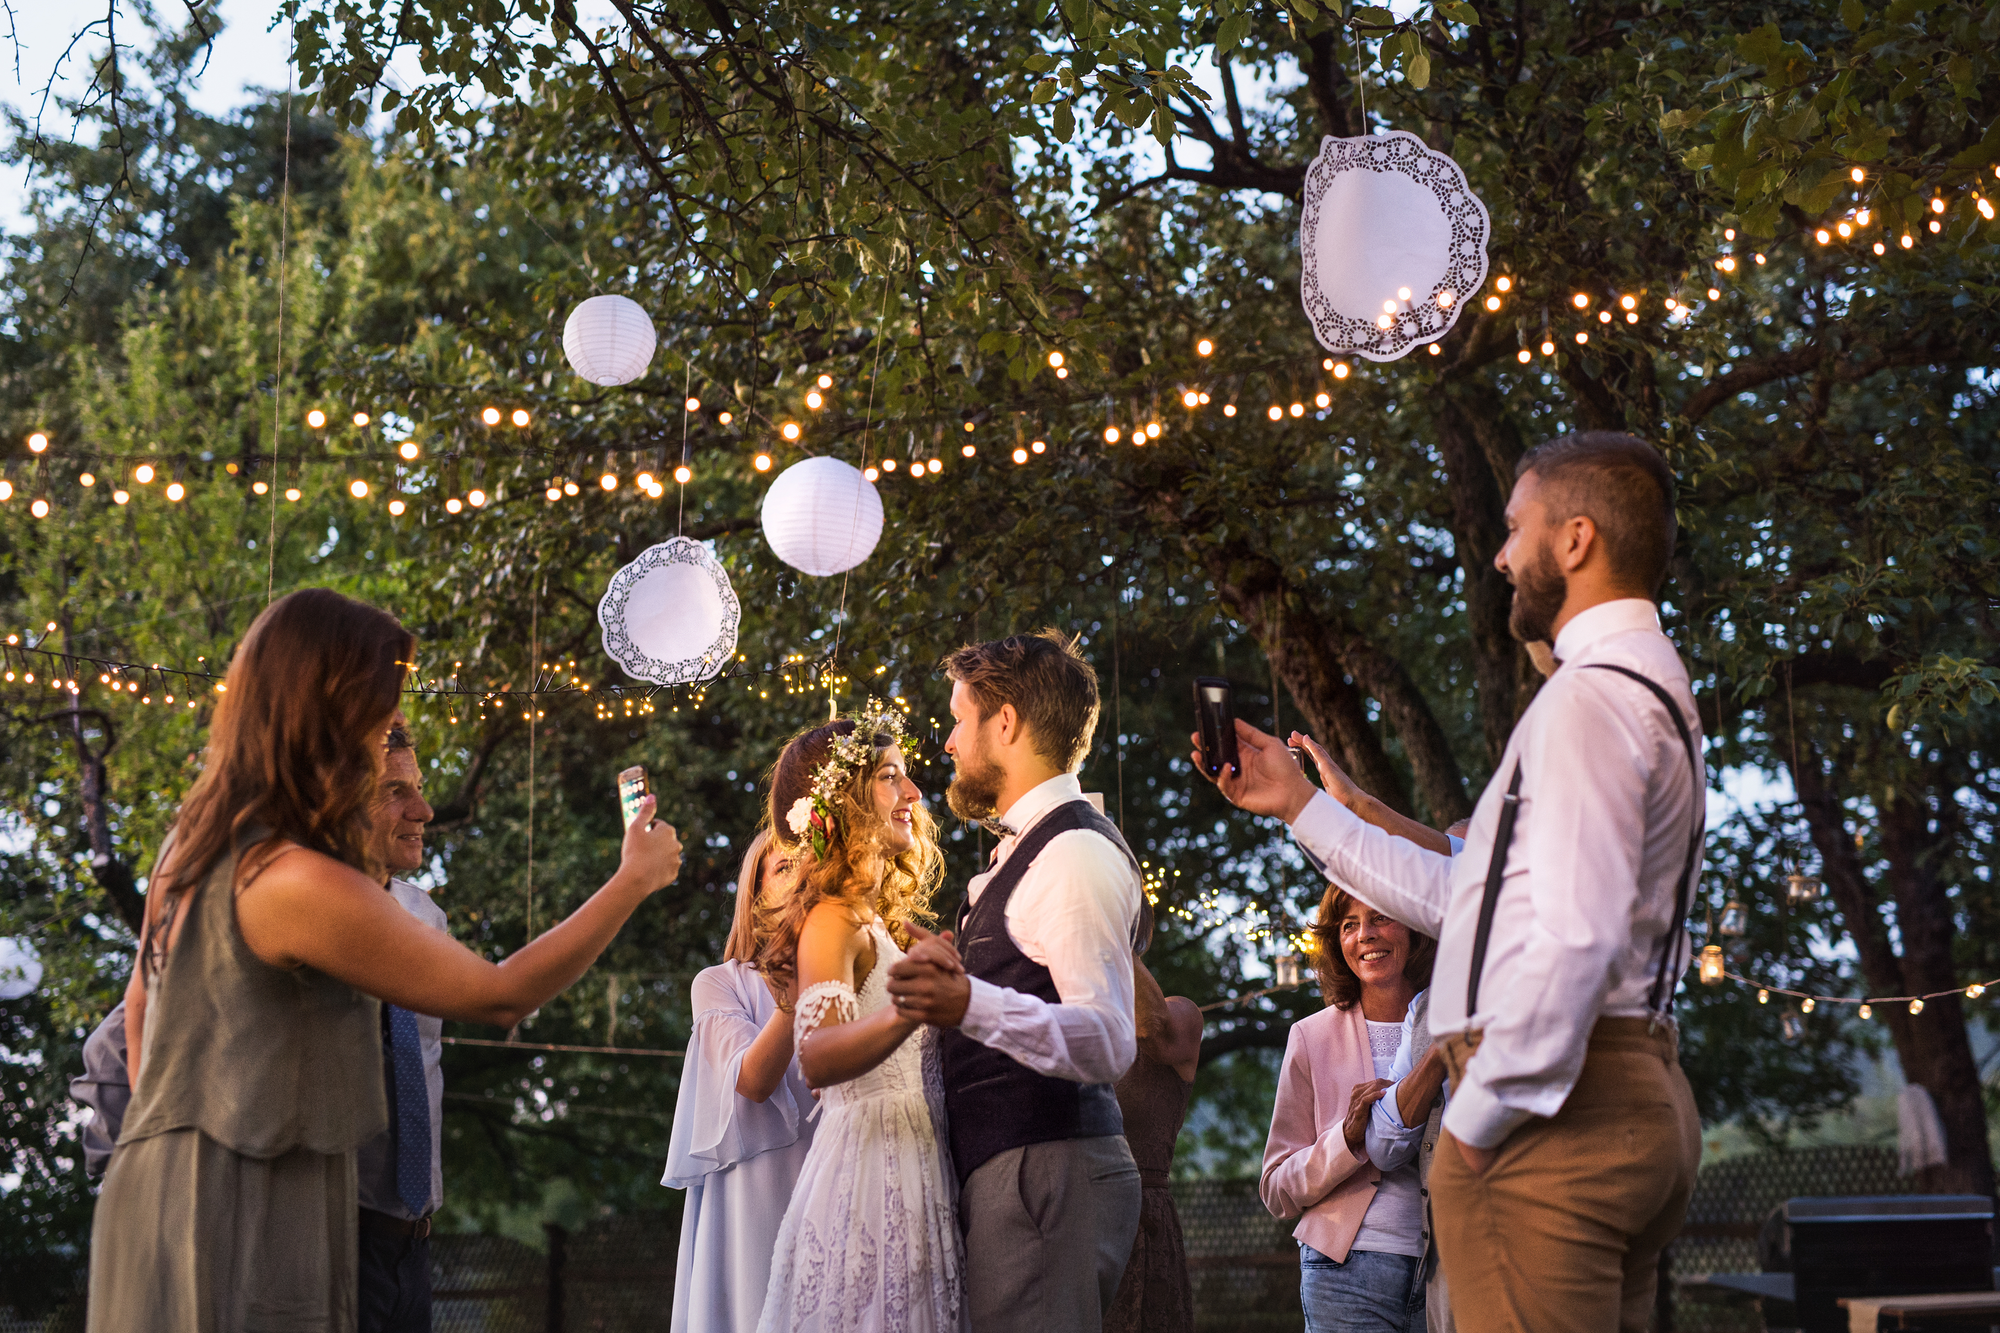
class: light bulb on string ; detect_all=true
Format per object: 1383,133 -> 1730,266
1012,447 -> 1028,464
1909,998 -> 1924,1016
960,443 -> 975,458
564,480 -> 579,496
1104,426 -> 1121,443
353,412 -> 370,428
79,472 -> 95,487
1901,234 -> 1914,248
1333,363 -> 1350,380
1706,287 -> 1721,300
781,422 -> 801,441
718,411 -> 734,426
512,409 -> 531,427
166,481 -> 186,502
114,489 -> 131,504
1267,406 -> 1283,422
388,499 -> 406,516
1196,339 -> 1213,357
134,464 -> 155,484
27,432 -> 48,452
1858,1002 -> 1872,1020
1047,351 -> 1065,369
673,465 -> 692,484
1517,349 -> 1532,364
1315,392 -> 1331,408
600,472 -> 618,491
805,390 -> 824,410
1571,293 -> 1590,309
306,410 -> 326,429
1540,340 -> 1555,356
1801,997 -> 1816,1013
1223,404 -> 1237,416
816,374 -> 832,390
467,489 -> 486,507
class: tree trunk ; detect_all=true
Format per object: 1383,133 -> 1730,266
1431,384 -> 1538,766
1793,741 -> 1995,1197
62,623 -> 145,935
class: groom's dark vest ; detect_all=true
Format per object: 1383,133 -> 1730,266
940,800 -> 1136,1185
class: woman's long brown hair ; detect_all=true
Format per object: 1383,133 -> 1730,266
751,721 -> 941,986
143,588 -> 413,975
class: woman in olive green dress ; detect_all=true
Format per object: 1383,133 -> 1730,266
89,588 -> 685,1332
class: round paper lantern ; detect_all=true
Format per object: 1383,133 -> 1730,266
1299,131 -> 1490,362
563,295 -> 657,387
761,456 -> 883,577
598,537 -> 740,685
0,937 -> 42,1000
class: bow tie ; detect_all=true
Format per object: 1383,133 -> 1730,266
979,818 -> 1017,840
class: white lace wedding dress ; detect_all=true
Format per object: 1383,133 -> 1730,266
756,919 -> 964,1333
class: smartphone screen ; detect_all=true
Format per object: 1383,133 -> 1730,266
1193,677 -> 1240,778
617,766 -> 650,829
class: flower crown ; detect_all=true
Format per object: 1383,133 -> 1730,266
784,699 -> 909,860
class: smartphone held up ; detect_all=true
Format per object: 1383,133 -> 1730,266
1193,677 -> 1241,779
617,766 -> 651,829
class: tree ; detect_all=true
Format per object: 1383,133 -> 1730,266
3,0 -> 1996,1307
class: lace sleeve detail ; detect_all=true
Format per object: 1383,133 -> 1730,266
794,980 -> 858,1046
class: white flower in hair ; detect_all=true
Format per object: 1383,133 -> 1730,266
786,796 -> 815,837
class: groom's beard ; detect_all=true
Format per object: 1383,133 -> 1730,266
1507,541 -> 1567,646
945,749 -> 1008,822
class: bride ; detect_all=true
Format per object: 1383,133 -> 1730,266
752,703 -> 964,1333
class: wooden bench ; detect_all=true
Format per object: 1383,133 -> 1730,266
1837,1291 -> 2000,1332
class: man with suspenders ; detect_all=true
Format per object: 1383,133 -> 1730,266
886,630 -> 1145,1333
1205,432 -> 1705,1332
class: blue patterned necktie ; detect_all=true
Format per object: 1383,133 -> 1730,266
387,1004 -> 431,1216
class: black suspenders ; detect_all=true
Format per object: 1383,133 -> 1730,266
1465,663 -> 1705,1023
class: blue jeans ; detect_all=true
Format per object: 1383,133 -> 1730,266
1299,1244 -> 1425,1333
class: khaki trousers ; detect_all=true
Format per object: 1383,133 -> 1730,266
1430,1018 -> 1700,1333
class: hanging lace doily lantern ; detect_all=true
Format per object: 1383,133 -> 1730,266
760,456 -> 884,577
1299,131 -> 1490,362
597,537 -> 740,685
563,295 -> 657,387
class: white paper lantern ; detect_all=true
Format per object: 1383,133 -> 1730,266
598,537 -> 740,685
761,456 -> 884,577
1299,131 -> 1490,362
563,295 -> 657,387
0,937 -> 42,1000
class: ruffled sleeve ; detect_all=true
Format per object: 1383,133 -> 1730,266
661,962 -> 809,1188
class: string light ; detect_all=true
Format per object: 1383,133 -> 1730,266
349,480 -> 369,499
353,412 -> 370,427
481,407 -> 501,426
306,410 -> 326,429
781,422 -> 801,441
78,473 -> 95,487
114,489 -> 131,504
467,489 -> 486,507
30,498 -> 49,518
600,472 -> 618,491
1048,351 -> 1065,368
134,464 -> 155,485
881,458 -> 897,472
1495,276 -> 1512,292
805,390 -> 824,409
1333,363 -> 1350,379
816,374 -> 833,389
1850,166 -> 1864,183
388,499 -> 406,516
1104,426 -> 1121,443
166,482 -> 186,502
1266,406 -> 1282,422
754,453 -> 774,471
27,432 -> 48,452
447,497 -> 465,513
1540,340 -> 1555,356
685,396 -> 701,412
399,442 -> 420,460
1182,390 -> 1200,407
1196,339 -> 1213,357
961,443 -> 975,457
1571,293 -> 1590,309
1315,392 -> 1331,408
1030,440 -> 1045,454
1223,404 -> 1237,416
1012,447 -> 1028,464
512,409 -> 531,427
673,465 -> 693,484
1484,295 -> 1502,311
863,466 -> 879,481
1516,349 -> 1532,364
718,411 -> 734,426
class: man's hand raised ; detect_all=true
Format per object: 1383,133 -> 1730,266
885,923 -> 970,1027
1190,719 -> 1319,825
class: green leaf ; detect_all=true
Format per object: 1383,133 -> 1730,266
1052,102 -> 1076,142
1436,1 -> 1480,24
1353,5 -> 1396,29
1031,78 -> 1059,104
1408,48 -> 1431,89
1216,12 -> 1252,54
1839,0 -> 1864,29
1152,106 -> 1175,147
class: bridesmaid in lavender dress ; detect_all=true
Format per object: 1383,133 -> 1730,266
665,830 -> 816,1333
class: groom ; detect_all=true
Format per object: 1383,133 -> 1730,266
887,629 -> 1145,1333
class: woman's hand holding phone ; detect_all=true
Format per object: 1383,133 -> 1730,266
616,796 -> 683,892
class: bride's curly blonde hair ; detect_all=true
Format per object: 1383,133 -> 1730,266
751,720 -> 942,986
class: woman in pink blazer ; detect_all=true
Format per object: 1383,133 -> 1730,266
1261,881 -> 1437,1333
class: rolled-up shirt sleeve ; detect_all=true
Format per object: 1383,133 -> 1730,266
957,830 -> 1138,1084
1440,676 -> 1655,1150
1364,1005 -> 1425,1171
1290,791 -> 1453,938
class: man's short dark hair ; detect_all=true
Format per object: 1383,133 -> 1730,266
941,629 -> 1100,773
1515,431 -> 1678,593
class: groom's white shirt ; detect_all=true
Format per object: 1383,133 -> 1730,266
957,773 -> 1142,1085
